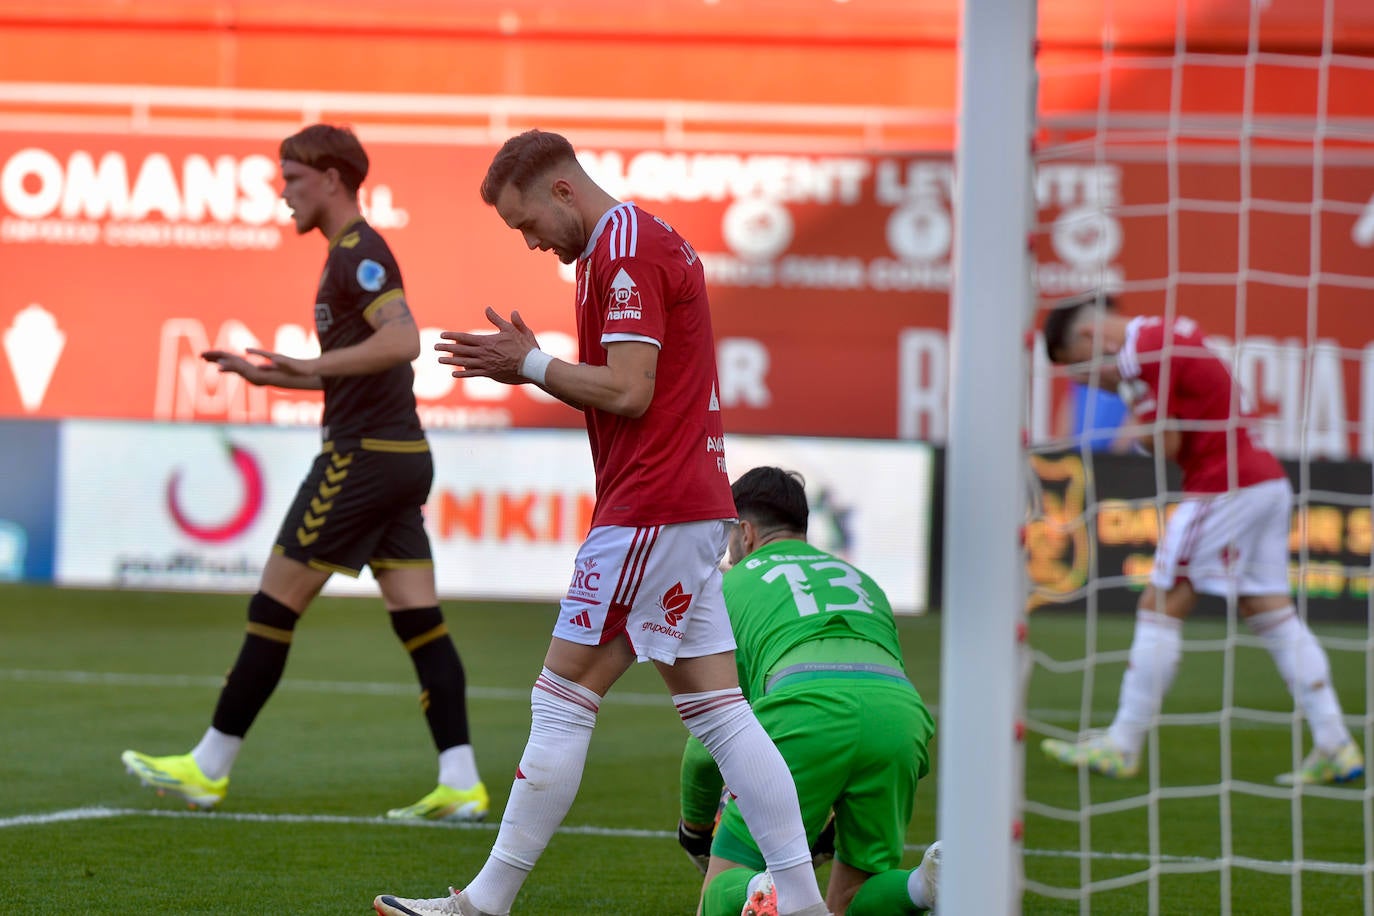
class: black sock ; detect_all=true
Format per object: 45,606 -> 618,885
211,591 -> 298,737
390,605 -> 472,750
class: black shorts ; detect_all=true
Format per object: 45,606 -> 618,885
272,438 -> 434,577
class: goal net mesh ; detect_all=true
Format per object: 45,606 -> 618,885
1023,0 -> 1373,912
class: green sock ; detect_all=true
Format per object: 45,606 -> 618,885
846,867 -> 921,916
703,867 -> 755,916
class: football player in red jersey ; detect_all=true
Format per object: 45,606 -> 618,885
373,131 -> 828,916
1039,294 -> 1362,787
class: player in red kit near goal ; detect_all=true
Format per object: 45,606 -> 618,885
373,130 -> 828,916
1039,294 -> 1363,787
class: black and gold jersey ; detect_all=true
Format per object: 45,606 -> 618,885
314,218 -> 423,442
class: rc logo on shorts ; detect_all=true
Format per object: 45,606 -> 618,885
660,581 -> 693,627
606,267 -> 642,321
356,258 -> 387,292
566,557 -> 602,607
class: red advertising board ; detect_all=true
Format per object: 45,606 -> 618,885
2,130 -> 1373,454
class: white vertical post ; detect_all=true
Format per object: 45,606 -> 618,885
937,0 -> 1036,913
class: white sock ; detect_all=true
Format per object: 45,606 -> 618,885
674,688 -> 823,914
190,726 -> 242,781
465,669 -> 599,915
438,744 -> 480,790
1108,611 -> 1182,757
1247,606 -> 1352,752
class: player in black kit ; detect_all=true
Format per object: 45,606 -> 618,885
121,124 -> 488,822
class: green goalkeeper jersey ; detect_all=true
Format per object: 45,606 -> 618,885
723,538 -> 907,702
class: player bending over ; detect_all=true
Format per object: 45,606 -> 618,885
1039,294 -> 1363,786
678,467 -> 939,916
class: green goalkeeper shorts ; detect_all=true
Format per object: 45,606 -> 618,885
710,675 -> 935,875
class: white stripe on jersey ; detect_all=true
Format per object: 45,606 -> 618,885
608,204 -> 638,260
1117,316 -> 1144,380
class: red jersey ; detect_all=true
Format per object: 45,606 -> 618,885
574,202 -> 735,528
1117,315 -> 1286,493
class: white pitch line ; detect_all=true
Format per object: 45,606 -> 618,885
2,807 -> 1365,876
0,805 -> 966,859
0,806 -> 667,836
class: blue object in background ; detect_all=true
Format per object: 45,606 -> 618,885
1070,382 -> 1129,452
0,419 -> 58,582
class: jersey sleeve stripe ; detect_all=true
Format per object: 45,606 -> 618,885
361,287 -> 405,322
1117,318 -> 1143,379
601,332 -> 661,348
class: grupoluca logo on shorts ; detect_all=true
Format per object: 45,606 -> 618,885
660,581 -> 693,626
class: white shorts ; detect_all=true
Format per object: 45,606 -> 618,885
555,519 -> 737,665
1151,477 -> 1292,597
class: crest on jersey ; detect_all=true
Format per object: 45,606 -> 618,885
606,267 -> 642,321
356,259 -> 387,292
315,302 -> 333,332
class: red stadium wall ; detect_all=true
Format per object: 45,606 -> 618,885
1,1 -> 1373,455
4,1 -> 1373,116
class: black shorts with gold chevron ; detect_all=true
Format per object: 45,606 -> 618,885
271,437 -> 434,577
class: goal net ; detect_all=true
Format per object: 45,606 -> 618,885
1023,1 -> 1373,913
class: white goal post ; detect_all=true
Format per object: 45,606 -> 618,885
937,0 -> 1037,913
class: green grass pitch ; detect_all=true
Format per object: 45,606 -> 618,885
0,583 -> 1365,913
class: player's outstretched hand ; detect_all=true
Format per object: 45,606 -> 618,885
201,349 -> 269,384
436,306 -> 541,384
244,348 -> 315,377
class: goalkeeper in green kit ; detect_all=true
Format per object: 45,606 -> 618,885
678,467 -> 941,916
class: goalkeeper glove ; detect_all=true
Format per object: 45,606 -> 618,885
677,819 -> 713,875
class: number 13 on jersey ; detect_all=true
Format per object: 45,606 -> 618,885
761,558 -> 877,616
